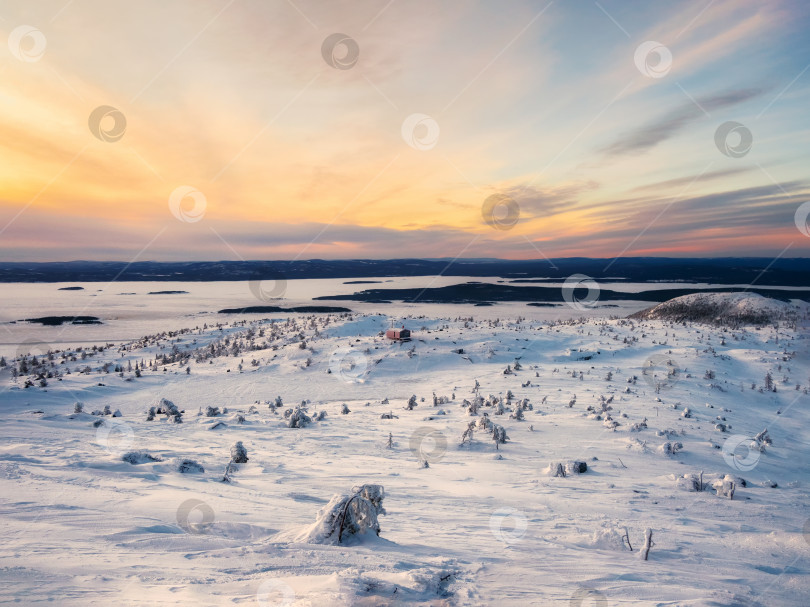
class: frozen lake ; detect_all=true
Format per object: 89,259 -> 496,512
1,277 -> 807,359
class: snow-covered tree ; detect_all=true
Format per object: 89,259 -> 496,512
230,441 -> 249,463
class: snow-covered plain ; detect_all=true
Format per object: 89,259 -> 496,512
1,293 -> 809,606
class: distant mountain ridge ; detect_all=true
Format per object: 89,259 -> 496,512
0,258 -> 807,285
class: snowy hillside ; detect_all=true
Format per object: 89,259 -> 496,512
1,311 -> 809,605
630,292 -> 807,326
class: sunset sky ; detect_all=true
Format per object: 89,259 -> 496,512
1,0 -> 809,261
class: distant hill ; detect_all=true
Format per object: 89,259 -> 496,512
0,258 -> 808,285
629,292 -> 806,326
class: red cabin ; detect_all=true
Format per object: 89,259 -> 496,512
385,326 -> 411,340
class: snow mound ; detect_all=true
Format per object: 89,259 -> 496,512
630,292 -> 802,326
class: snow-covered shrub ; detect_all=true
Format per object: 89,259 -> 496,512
380,411 -> 398,419
103,405 -> 111,416
753,428 -> 772,452
629,418 -> 648,432
122,451 -> 162,464
206,406 -> 220,417
315,410 -> 326,421
658,441 -> 683,456
510,406 -> 524,421
476,413 -> 492,431
156,398 -> 178,416
235,414 -> 246,424
588,526 -> 631,551
675,473 -> 705,492
112,409 -> 122,417
230,441 -> 249,463
460,421 -> 476,445
341,404 -> 350,414
177,459 -> 205,473
295,484 -> 386,545
73,402 -> 84,414
406,395 -> 418,410
603,416 -> 619,430
566,460 -> 588,474
491,424 -> 508,445
712,476 -> 736,499
288,406 -> 312,428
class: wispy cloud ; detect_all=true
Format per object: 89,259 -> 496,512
600,88 -> 764,157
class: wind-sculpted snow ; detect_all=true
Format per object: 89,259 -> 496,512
0,310 -> 808,605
